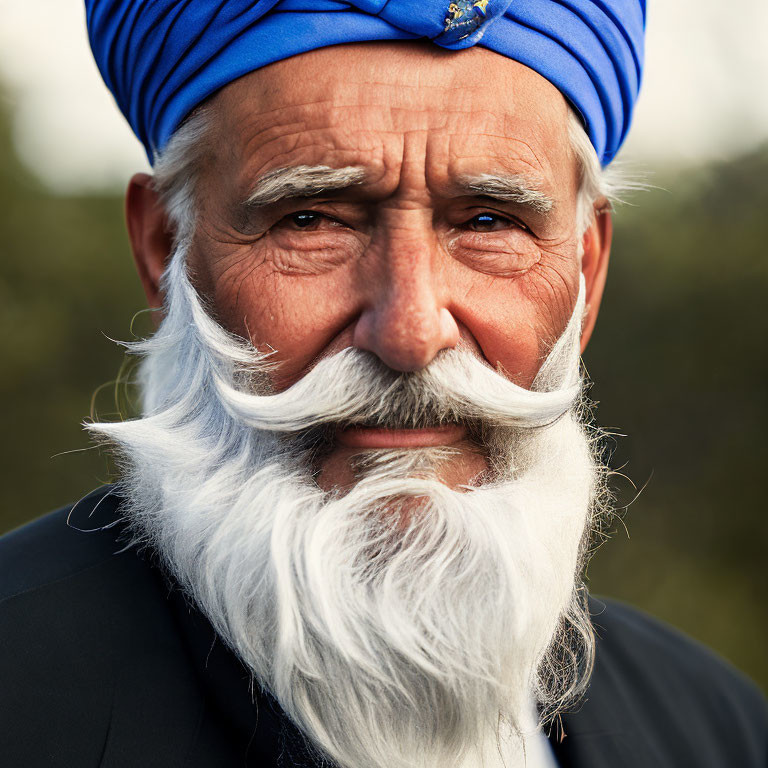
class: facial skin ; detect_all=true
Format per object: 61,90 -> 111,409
127,41 -> 611,491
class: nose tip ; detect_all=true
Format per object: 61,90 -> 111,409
353,305 -> 460,372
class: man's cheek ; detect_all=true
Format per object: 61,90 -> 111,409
440,263 -> 576,387
218,269 -> 362,380
518,246 -> 581,333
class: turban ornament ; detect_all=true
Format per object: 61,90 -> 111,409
85,0 -> 646,166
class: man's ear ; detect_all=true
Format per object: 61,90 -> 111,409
580,202 -> 612,353
125,172 -> 174,312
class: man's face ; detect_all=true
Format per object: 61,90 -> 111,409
114,43 -> 611,768
147,42 -> 605,491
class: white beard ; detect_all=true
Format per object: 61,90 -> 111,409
90,241 -> 604,768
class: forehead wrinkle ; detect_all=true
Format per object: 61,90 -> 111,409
443,132 -> 549,176
236,99 -> 503,154
221,101 -> 385,166
438,135 -> 557,202
223,103 -> 563,209
249,84 -> 474,118
226,96 -> 544,178
234,125 -> 388,198
242,133 -> 384,174
240,119 -> 312,157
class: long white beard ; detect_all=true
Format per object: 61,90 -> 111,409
89,241 -> 603,768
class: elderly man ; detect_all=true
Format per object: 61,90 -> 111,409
1,1 -> 765,766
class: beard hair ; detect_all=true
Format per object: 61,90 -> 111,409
89,239 -> 608,768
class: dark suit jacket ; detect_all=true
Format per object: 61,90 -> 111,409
1,486 -> 765,767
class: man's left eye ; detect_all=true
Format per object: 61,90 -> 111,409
465,213 -> 518,232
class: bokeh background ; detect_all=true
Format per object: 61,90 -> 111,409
1,2 -> 766,692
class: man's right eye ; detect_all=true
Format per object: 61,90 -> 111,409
279,210 -> 350,232
289,211 -> 322,228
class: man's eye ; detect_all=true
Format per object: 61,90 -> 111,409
465,213 -> 518,232
289,211 -> 323,229
281,210 -> 349,232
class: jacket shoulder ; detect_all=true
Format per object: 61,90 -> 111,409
0,487 -> 138,767
0,485 -> 126,602
580,597 -> 767,766
592,596 -> 765,705
0,487 -> 206,767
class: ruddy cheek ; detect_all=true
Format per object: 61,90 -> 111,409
445,271 -> 552,388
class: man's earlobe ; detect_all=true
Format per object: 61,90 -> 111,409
579,203 -> 613,353
125,172 -> 174,312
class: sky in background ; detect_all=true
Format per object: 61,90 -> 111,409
1,0 -> 767,193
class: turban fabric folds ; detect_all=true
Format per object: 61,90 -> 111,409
85,0 -> 645,165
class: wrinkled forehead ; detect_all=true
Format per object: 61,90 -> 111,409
204,42 -> 577,197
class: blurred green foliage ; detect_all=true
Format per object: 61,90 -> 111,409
0,98 -> 765,692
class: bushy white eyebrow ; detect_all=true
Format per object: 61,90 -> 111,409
456,173 -> 554,213
244,165 -> 367,207
244,165 -> 553,215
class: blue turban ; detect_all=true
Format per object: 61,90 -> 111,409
85,0 -> 645,166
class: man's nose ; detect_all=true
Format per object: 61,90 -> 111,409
352,226 -> 460,372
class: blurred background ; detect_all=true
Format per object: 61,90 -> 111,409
0,1 -> 766,692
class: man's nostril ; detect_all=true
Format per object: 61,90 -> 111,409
352,301 -> 460,373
